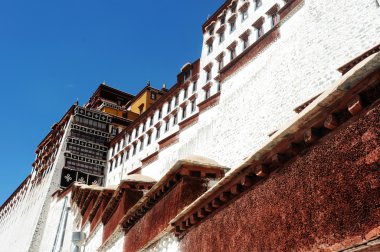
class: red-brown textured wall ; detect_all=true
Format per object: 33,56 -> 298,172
123,177 -> 208,252
82,200 -> 94,227
91,199 -> 109,233
103,190 -> 143,243
180,103 -> 380,251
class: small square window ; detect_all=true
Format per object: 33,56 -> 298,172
156,127 -> 161,139
192,81 -> 197,93
242,11 -> 248,21
184,88 -> 188,99
182,107 -> 187,119
151,92 -> 157,100
254,0 -> 262,9
230,21 -> 236,33
173,114 -> 178,125
191,99 -> 197,113
219,32 -> 225,44
205,88 -> 211,100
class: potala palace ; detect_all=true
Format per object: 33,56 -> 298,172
1,0 -> 380,251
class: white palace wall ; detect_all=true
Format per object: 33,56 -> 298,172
134,0 -> 380,182
0,0 -> 379,251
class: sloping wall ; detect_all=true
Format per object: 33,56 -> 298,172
179,99 -> 380,251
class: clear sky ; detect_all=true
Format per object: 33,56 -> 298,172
0,0 -> 225,205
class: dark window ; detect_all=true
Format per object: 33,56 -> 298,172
183,69 -> 192,82
140,139 -> 144,151
149,116 -> 154,126
173,113 -> 178,126
257,25 -> 264,38
231,3 -> 237,13
207,43 -> 213,54
254,0 -> 262,9
242,11 -> 248,21
220,16 -> 226,24
230,21 -> 236,33
271,13 -> 279,27
147,134 -> 152,145
184,88 -> 188,99
132,143 -> 137,156
205,88 -> 211,100
165,120 -> 170,132
182,107 -> 187,119
191,99 -> 197,113
175,95 -> 179,106
230,47 -> 236,60
243,37 -> 249,49
206,70 -> 212,82
209,27 -> 214,35
219,32 -> 225,43
193,81 -> 197,93
218,57 -> 224,71
156,126 -> 161,140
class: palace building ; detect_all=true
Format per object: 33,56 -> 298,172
1,0 -> 380,251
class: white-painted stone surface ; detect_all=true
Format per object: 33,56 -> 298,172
86,224 -> 104,252
143,234 -> 179,252
1,0 -> 379,251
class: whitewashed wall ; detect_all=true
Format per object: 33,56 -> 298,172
0,118 -> 72,252
127,0 -> 380,181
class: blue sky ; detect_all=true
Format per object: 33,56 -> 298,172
0,0 -> 225,205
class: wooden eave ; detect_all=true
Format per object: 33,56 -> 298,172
120,159 -> 228,232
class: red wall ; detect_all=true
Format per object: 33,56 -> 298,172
124,177 -> 208,252
81,200 -> 94,227
103,190 -> 143,243
180,103 -> 380,251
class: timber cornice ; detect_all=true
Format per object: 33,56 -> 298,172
120,159 -> 228,232
88,188 -> 115,223
171,52 -> 380,237
101,179 -> 155,225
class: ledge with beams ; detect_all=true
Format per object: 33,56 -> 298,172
171,51 -> 380,238
101,176 -> 156,244
114,157 -> 228,252
198,92 -> 221,113
179,113 -> 199,131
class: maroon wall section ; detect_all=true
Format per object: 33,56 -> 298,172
180,103 -> 380,251
82,201 -> 94,227
103,190 -> 143,243
91,199 -> 109,233
124,177 -> 208,252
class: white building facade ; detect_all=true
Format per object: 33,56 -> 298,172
0,0 -> 379,251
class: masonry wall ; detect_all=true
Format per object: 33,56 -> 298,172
0,118 -> 72,252
179,98 -> 380,251
138,0 -> 380,182
123,177 -> 208,252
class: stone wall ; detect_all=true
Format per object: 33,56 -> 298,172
179,97 -> 380,251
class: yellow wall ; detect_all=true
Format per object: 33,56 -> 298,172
102,107 -> 124,117
102,107 -> 140,121
130,90 -> 162,115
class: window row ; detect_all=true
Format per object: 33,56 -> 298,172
204,14 -> 280,84
110,83 -> 199,158
206,1 -> 281,56
73,116 -> 108,132
109,99 -> 198,164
